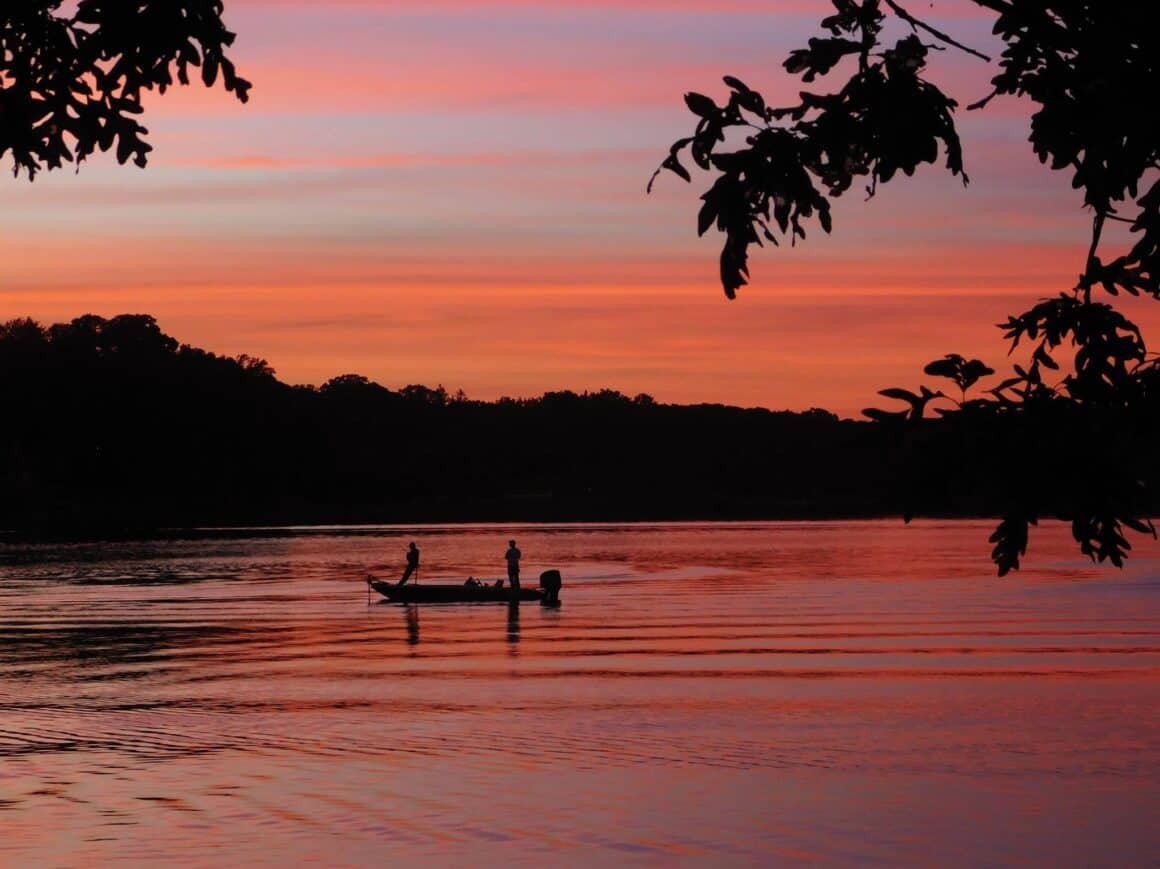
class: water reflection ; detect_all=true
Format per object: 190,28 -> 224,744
507,601 -> 521,652
0,622 -> 259,670
0,521 -> 1156,867
405,605 -> 420,647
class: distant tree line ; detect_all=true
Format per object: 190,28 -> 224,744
0,314 -> 910,535
11,313 -> 1147,539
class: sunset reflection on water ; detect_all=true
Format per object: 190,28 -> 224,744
0,521 -> 1158,865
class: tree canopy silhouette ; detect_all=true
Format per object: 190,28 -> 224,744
0,314 -> 899,534
1,1 -> 249,178
653,0 -> 1160,574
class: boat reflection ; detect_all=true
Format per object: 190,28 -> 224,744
396,601 -> 522,650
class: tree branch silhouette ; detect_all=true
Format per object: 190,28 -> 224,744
652,0 -> 1160,573
881,0 -> 991,61
1,1 -> 250,178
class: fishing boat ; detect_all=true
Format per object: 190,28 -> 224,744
367,576 -> 551,604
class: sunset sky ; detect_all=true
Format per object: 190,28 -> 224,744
3,0 -> 1146,417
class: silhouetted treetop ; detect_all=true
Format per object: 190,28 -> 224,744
52,313 -> 179,358
322,374 -> 376,393
400,384 -> 449,406
1,1 -> 250,178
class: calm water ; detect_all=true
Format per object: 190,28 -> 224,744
1,521 -> 1158,866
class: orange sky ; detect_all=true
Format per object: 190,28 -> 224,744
4,1 -> 1150,417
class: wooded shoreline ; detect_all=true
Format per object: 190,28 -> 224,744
1,313 -> 1092,536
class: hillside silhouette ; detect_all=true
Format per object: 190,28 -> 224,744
0,314 -> 923,535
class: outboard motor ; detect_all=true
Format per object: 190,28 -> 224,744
539,569 -> 563,606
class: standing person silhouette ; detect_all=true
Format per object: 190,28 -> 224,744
399,541 -> 420,585
505,539 -> 521,592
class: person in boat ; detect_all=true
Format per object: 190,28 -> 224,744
399,541 -> 420,585
505,539 -> 521,591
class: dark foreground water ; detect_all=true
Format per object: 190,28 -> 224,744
0,521 -> 1158,866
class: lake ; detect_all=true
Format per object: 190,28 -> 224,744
1,521 -> 1158,866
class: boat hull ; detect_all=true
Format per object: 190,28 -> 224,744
369,579 -> 543,603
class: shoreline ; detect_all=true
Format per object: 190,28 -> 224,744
0,514 -> 1032,545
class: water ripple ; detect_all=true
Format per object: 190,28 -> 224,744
0,521 -> 1157,865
